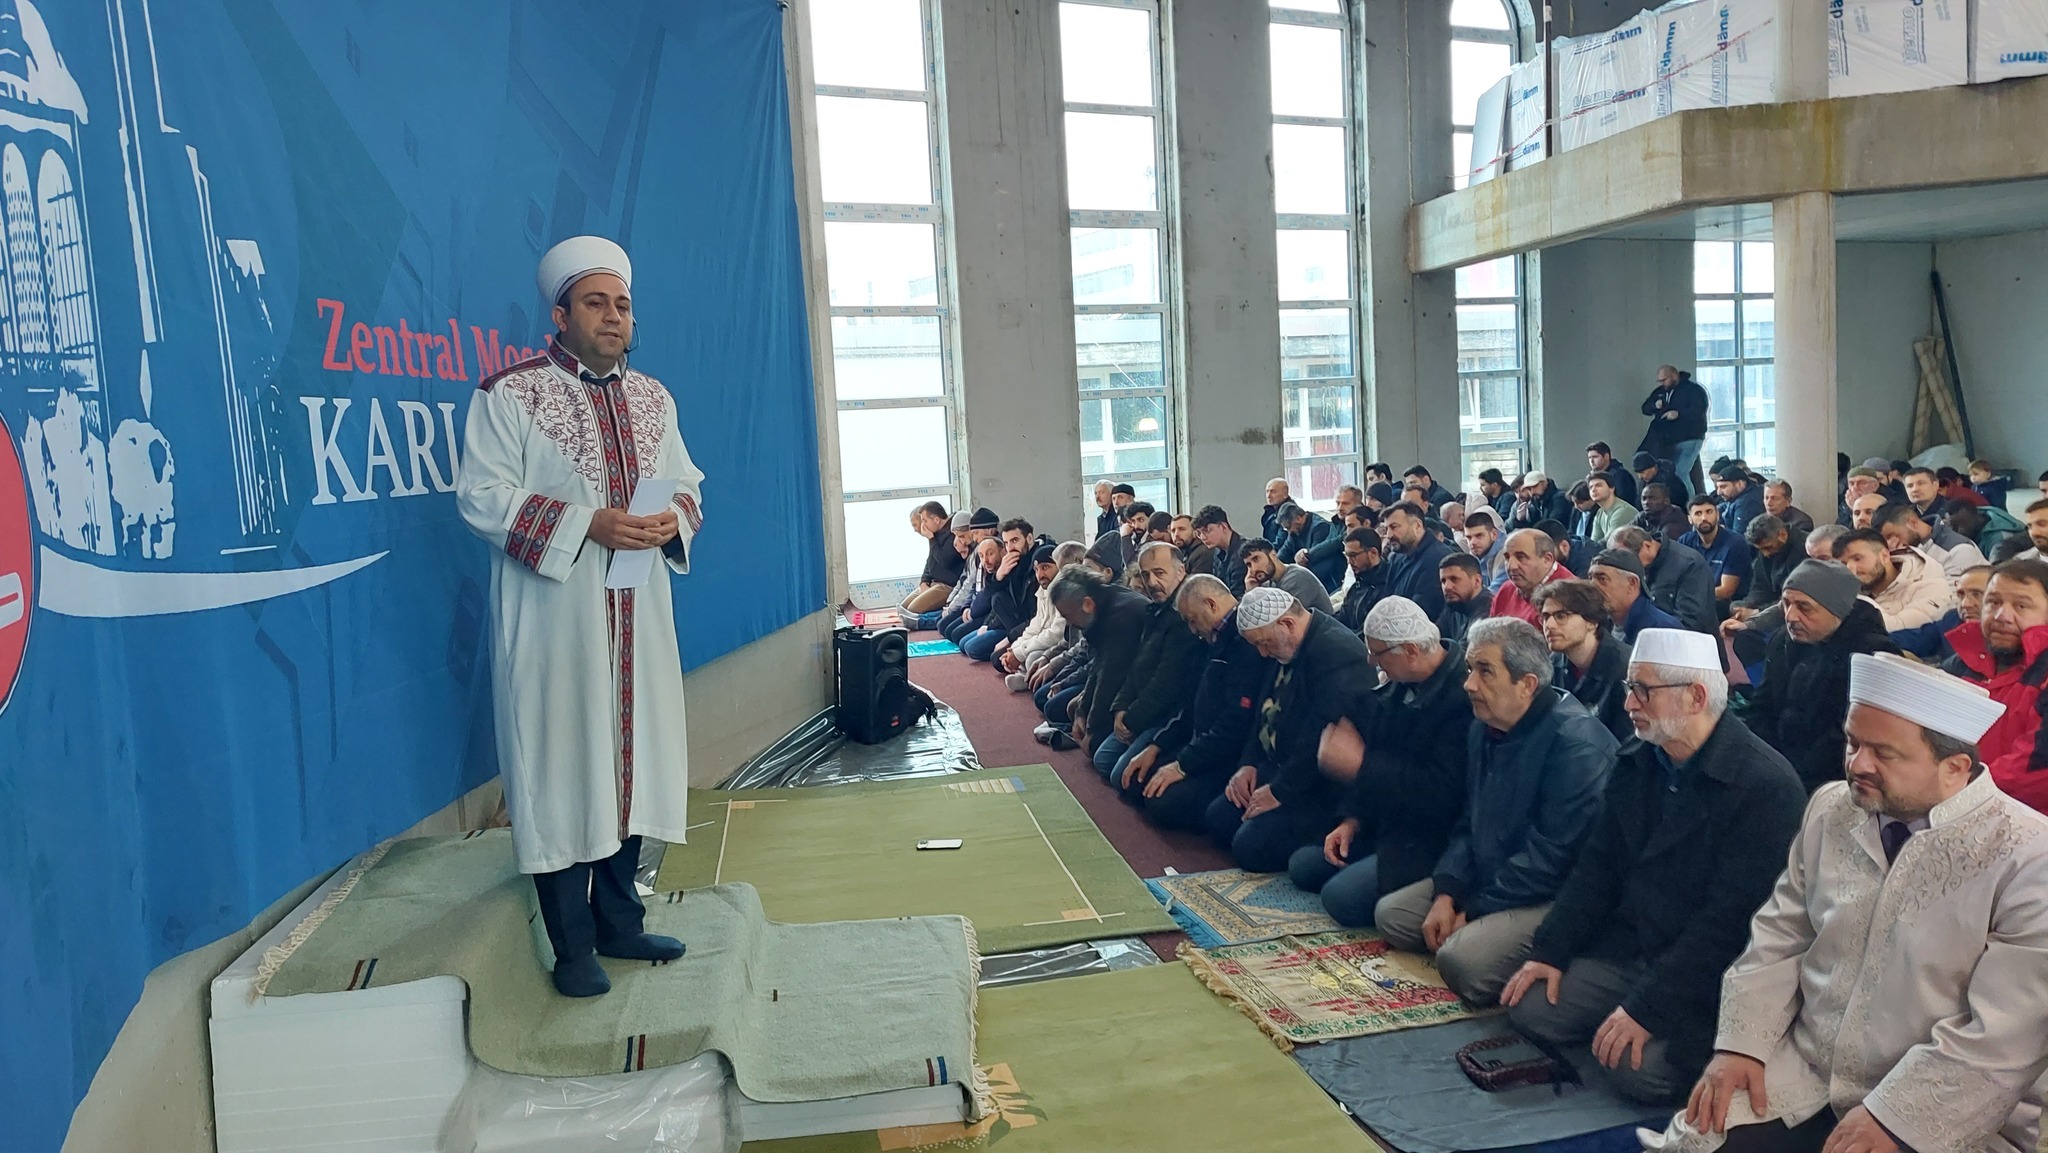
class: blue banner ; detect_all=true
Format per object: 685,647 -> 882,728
0,1 -> 821,1145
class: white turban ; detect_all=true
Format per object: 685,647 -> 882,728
538,236 -> 633,306
1848,652 -> 2006,746
1238,586 -> 1298,630
1363,596 -> 1437,648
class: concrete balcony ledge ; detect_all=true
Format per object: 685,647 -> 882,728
1410,75 -> 2048,272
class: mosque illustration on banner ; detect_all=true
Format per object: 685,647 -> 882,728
0,0 -> 382,626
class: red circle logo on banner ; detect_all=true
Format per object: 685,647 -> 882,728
0,414 -> 32,714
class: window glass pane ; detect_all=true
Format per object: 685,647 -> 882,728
839,406 -> 951,492
1284,385 -> 1358,458
831,316 -> 943,400
823,221 -> 937,306
1702,429 -> 1738,463
1451,40 -> 1512,126
1273,124 -> 1348,215
1079,395 -> 1168,473
1452,130 -> 1474,190
1698,364 -> 1737,421
1741,298 -> 1774,360
1695,298 -> 1735,361
1461,445 -> 1523,495
809,0 -> 925,90
815,96 -> 932,204
1451,0 -> 1512,30
1059,2 -> 1155,107
1276,229 -> 1350,302
1741,363 -> 1776,425
843,496 -> 938,584
1284,458 -> 1359,512
1459,375 -> 1523,443
1076,312 -> 1164,393
1455,256 -> 1517,299
1270,0 -> 1342,12
1064,112 -> 1159,211
1740,242 -> 1775,294
1270,24 -> 1344,118
1280,308 -> 1353,380
1694,241 -> 1735,294
1071,228 -> 1161,305
1742,426 -> 1777,471
1457,303 -> 1519,370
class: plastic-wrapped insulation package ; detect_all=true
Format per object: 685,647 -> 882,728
1972,0 -> 2048,81
1505,56 -> 1548,170
1648,0 -> 1778,114
717,702 -> 981,790
441,1054 -> 739,1153
1829,0 -> 1969,96
1554,13 -> 1659,152
977,939 -> 1161,988
1468,75 -> 1511,185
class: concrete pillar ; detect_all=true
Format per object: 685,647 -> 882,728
1358,0 -> 1460,478
1775,0 -> 1829,101
939,0 -> 1081,534
1169,0 -> 1283,515
1535,239 -> 1696,473
1773,192 -> 1837,523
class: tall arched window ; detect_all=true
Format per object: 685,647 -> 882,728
37,150 -> 95,389
1451,0 -> 1529,492
3,144 -> 51,357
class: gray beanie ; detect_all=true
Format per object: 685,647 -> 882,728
1783,559 -> 1860,620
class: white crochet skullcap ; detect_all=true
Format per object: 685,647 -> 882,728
1363,596 -> 1437,648
1238,586 -> 1299,630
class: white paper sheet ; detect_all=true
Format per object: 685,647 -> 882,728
604,478 -> 681,590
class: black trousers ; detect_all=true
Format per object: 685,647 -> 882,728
1718,1111 -> 1837,1153
532,835 -> 647,964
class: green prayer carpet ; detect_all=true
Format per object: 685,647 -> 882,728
262,832 -> 982,1106
744,963 -> 1382,1153
654,766 -> 1178,952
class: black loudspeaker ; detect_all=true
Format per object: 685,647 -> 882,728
835,626 -> 912,744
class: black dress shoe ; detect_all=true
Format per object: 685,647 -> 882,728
597,932 -> 686,962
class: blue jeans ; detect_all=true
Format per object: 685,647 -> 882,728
959,626 -> 1005,662
1287,844 -> 1382,928
909,609 -> 943,631
1043,685 -> 1083,725
1091,725 -> 1163,785
1669,438 -> 1704,491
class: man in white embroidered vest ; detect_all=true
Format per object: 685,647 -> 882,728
457,236 -> 705,998
1646,653 -> 2048,1153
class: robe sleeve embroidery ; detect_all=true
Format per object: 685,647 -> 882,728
507,494 -> 569,573
456,375 -> 595,584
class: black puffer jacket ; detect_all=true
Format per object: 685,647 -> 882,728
1743,599 -> 1902,791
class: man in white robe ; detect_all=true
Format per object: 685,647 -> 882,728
1646,653 -> 2048,1153
457,236 -> 705,998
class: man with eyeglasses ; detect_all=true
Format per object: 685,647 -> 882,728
1502,629 -> 1805,1105
1333,526 -> 1388,634
1533,578 -> 1636,745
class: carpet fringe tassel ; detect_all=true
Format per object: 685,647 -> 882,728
959,917 -> 998,1123
247,840 -> 395,1002
1177,940 -> 1298,1053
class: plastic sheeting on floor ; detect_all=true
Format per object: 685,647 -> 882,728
716,702 -> 981,789
977,938 -> 1160,988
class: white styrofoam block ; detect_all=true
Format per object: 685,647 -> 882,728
1555,13 -> 1659,152
1506,56 -> 1548,170
1649,0 -> 1779,113
1468,75 -> 1511,185
1829,0 -> 1970,96
1972,0 -> 2048,81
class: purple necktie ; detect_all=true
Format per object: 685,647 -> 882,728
1881,822 -> 1914,865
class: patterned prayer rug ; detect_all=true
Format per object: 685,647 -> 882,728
1181,929 -> 1491,1050
1144,867 -> 1343,947
907,638 -> 960,657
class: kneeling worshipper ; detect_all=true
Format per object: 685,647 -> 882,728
1649,654 -> 2048,1153
1289,596 -> 1474,927
1204,586 -> 1372,872
1502,629 -> 1806,1104
1374,617 -> 1618,1004
457,236 -> 703,997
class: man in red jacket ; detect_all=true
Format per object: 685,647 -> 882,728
1942,558 -> 2048,813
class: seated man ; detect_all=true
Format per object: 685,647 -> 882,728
1171,512 -> 1216,576
1296,487 -> 1362,590
1087,500 -> 1154,581
1274,502 -> 1339,589
1436,552 -> 1489,645
1191,505 -> 1251,594
1833,528 -> 1952,635
1292,597 -> 1473,926
1333,526 -> 1388,634
1004,541 -> 1087,690
1381,501 -> 1457,619
1633,451 -> 1690,508
1660,655 -> 2048,1153
1242,536 -> 1334,614
1464,506 -> 1510,593
1588,472 -> 1640,543
1611,525 -> 1717,633
1900,464 -> 1949,522
1374,617 -> 1617,1004
1942,558 -> 2048,814
1046,564 -> 1150,759
1677,496 -> 1753,609
1117,574 -> 1275,831
1874,500 -> 1987,583
1404,464 -> 1456,514
919,512 -> 978,631
1491,528 -> 1575,625
1260,476 -> 1292,543
943,537 -> 1003,646
1588,440 -> 1640,506
901,501 -> 963,617
1504,629 -> 1805,1105
1711,463 -> 1766,536
1091,544 -> 1204,785
1732,514 -> 1805,626
1589,547 -> 1683,645
1743,560 -> 1901,793
1533,578 -> 1635,745
1762,479 -> 1814,537
1635,483 -> 1690,541
1204,587 -> 1371,872
1723,524 -> 1848,665
959,518 -> 1039,662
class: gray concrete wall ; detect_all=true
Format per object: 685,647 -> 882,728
1534,238 -> 1696,476
1934,227 -> 2048,477
1170,0 -> 1284,516
1835,242 -> 1933,463
940,0 -> 1082,536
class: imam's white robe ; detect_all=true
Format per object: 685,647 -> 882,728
456,344 -> 704,875
1643,771 -> 2048,1153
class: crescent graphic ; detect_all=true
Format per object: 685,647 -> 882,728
36,547 -> 388,618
